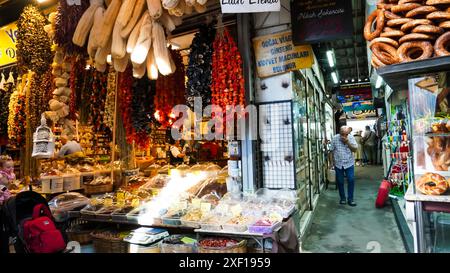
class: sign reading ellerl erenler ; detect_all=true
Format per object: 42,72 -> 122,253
0,22 -> 18,67
253,31 -> 314,78
220,0 -> 280,13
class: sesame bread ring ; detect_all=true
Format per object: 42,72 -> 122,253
427,11 -> 450,20
392,3 -> 422,14
387,18 -> 413,26
399,0 -> 424,4
370,37 -> 400,48
439,21 -> 450,28
401,19 -> 433,32
371,55 -> 386,68
384,26 -> 400,32
434,31 -> 450,56
416,172 -> 448,195
398,41 -> 434,62
412,24 -> 445,34
378,3 -> 394,10
372,42 -> 400,64
381,30 -> 406,37
399,33 -> 436,43
364,10 -> 386,41
406,6 -> 438,18
426,0 -> 450,5
385,10 -> 402,19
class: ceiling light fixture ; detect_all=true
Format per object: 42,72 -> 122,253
331,72 -> 338,84
326,50 -> 335,68
352,79 -> 355,82
36,0 -> 49,3
375,76 -> 383,88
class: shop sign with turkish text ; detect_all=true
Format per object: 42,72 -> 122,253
253,31 -> 314,78
220,0 -> 280,13
0,22 -> 18,67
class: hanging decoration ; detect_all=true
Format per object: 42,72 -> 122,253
186,24 -> 216,109
16,5 -> 53,75
154,49 -> 185,128
54,0 -> 90,55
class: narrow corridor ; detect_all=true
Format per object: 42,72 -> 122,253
302,166 -> 406,253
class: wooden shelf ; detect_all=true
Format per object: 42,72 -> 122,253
377,56 -> 450,90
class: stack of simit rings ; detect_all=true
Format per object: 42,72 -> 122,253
365,0 -> 450,68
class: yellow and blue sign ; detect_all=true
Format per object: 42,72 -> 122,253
0,22 -> 18,67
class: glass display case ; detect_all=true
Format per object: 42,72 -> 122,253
406,72 -> 450,253
292,72 -> 310,215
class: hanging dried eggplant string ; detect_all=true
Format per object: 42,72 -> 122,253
54,0 -> 90,55
185,24 -> 215,110
155,49 -> 186,128
79,66 -> 94,124
130,77 -> 156,148
16,4 -> 53,75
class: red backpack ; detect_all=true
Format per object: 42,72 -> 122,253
22,204 -> 66,253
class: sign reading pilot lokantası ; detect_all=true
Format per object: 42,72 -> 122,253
220,0 -> 280,13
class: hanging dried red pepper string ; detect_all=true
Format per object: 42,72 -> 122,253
154,49 -> 185,128
211,27 -> 245,134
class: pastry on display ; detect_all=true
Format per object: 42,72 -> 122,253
416,172 -> 449,195
365,1 -> 450,68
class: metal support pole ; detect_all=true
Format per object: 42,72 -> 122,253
237,13 -> 257,194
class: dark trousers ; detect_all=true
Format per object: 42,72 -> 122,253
335,165 -> 355,202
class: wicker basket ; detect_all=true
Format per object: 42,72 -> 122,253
65,219 -> 95,245
84,183 -> 113,196
198,239 -> 247,253
161,243 -> 195,253
90,230 -> 129,253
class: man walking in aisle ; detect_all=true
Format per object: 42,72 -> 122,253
330,126 -> 358,207
362,125 -> 377,165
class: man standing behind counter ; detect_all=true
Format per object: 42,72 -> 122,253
57,135 -> 83,158
330,126 -> 358,207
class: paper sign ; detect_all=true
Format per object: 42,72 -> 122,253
200,203 -> 212,213
192,198 -> 201,209
220,0 -> 280,14
253,31 -> 314,78
231,204 -> 242,216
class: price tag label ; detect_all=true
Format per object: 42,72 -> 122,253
200,202 -> 211,213
192,198 -> 201,209
178,201 -> 188,210
104,198 -> 113,207
217,204 -> 229,214
181,237 -> 196,244
131,199 -> 140,208
231,204 -> 242,216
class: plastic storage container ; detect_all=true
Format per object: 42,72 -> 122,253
41,175 -> 64,194
63,174 -> 81,191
